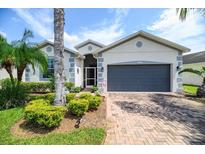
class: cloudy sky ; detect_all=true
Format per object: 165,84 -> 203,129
0,8 -> 205,53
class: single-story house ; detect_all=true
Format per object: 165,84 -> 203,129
0,30 -> 190,93
182,51 -> 205,86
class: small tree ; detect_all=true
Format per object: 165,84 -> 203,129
0,35 -> 15,85
179,67 -> 205,97
177,8 -> 205,97
12,29 -> 48,82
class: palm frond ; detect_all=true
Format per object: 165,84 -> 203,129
177,8 -> 205,21
0,35 -> 15,68
21,29 -> 33,42
179,68 -> 203,77
177,8 -> 190,21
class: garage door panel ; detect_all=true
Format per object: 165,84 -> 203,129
107,65 -> 170,92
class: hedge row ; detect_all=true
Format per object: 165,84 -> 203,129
21,82 -> 75,93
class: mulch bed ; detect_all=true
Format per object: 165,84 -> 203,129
11,97 -> 107,138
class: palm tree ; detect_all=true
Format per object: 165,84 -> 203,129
0,35 -> 15,85
177,8 -> 205,21
12,29 -> 48,82
179,67 -> 205,97
177,8 -> 205,97
53,8 -> 66,106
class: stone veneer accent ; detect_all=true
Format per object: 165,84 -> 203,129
177,52 -> 183,93
69,53 -> 75,83
97,53 -> 104,93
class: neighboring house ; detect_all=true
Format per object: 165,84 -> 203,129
0,30 -> 190,93
182,51 -> 205,86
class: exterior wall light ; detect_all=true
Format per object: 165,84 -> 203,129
177,66 -> 182,71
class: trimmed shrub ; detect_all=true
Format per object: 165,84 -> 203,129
91,86 -> 98,93
79,93 -> 93,99
24,99 -> 66,128
70,87 -> 82,93
79,93 -> 102,110
0,78 -> 28,109
88,96 -> 102,109
29,93 -> 55,104
21,82 -> 52,93
21,82 -> 75,93
67,99 -> 89,116
65,82 -> 75,91
66,93 -> 76,103
49,76 -> 55,92
79,93 -> 102,109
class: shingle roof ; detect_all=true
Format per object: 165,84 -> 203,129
183,51 -> 205,64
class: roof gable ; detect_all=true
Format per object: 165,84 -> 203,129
38,40 -> 79,55
74,39 -> 105,50
93,30 -> 190,54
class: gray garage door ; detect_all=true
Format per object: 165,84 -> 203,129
107,64 -> 170,92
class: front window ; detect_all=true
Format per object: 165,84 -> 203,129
41,58 -> 54,79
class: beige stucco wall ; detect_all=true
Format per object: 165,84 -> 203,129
182,62 -> 205,86
100,36 -> 182,92
78,43 -> 102,55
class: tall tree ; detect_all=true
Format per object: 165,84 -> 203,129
0,35 -> 15,85
12,29 -> 48,82
53,8 -> 66,106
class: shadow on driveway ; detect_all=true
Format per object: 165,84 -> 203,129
114,94 -> 205,145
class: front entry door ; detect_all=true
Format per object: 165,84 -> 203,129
85,67 -> 96,87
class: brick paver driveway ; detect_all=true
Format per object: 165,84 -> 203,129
105,93 -> 205,145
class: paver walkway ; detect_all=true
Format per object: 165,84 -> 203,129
105,93 -> 205,145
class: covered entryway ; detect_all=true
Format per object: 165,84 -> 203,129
83,54 -> 97,88
107,64 -> 170,92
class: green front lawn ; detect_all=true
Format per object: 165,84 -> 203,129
183,84 -> 199,95
0,107 -> 105,145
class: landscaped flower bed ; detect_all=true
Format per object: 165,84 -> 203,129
0,77 -> 105,144
0,91 -> 106,144
0,107 -> 105,144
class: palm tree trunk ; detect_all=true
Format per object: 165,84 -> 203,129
17,65 -> 26,82
53,8 -> 66,106
5,65 -> 15,85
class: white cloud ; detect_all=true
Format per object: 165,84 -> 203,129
68,8 -> 129,47
79,23 -> 123,45
12,8 -> 53,38
12,8 -> 129,50
147,9 -> 205,53
0,30 -> 7,38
